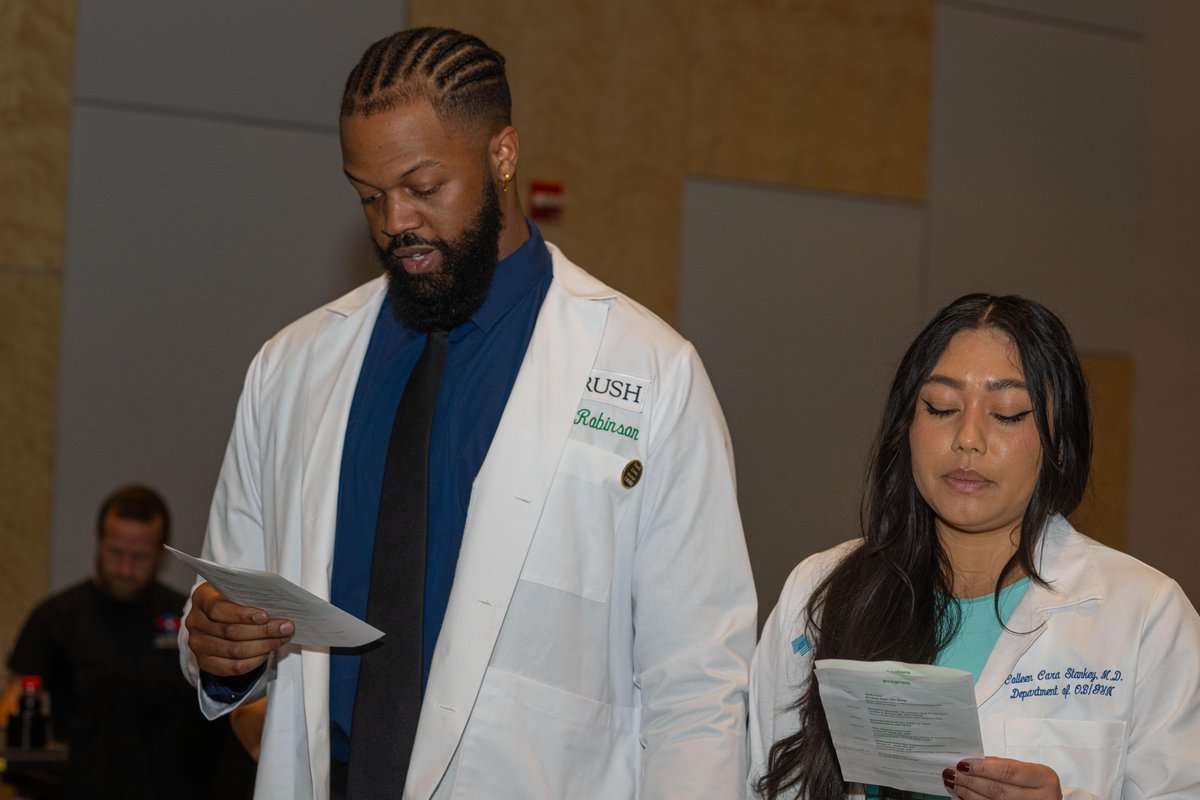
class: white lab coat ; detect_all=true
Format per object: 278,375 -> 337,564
748,516 -> 1200,800
181,244 -> 757,799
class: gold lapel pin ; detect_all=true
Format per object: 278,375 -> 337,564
621,460 -> 643,489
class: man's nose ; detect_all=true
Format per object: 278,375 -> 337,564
381,195 -> 421,239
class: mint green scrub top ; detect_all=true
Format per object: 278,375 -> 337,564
864,578 -> 1030,800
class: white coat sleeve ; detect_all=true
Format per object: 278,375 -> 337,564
747,565 -> 812,799
632,342 -> 757,799
1118,578 -> 1200,798
179,345 -> 274,718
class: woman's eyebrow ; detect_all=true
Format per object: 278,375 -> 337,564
924,374 -> 963,389
986,378 -> 1028,391
923,374 -> 1028,391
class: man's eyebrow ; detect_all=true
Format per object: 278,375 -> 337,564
923,374 -> 1028,391
343,159 -> 443,186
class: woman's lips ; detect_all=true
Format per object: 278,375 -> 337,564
942,469 -> 992,493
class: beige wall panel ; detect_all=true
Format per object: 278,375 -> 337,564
0,272 -> 62,660
1069,354 -> 1132,551
407,2 -> 934,314
408,2 -> 692,320
0,0 -> 75,270
0,0 -> 74,660
685,0 -> 933,201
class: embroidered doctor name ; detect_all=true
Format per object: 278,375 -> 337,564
1004,666 -> 1124,701
574,408 -> 640,441
583,370 -> 648,413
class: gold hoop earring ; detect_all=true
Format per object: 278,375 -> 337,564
501,172 -> 512,193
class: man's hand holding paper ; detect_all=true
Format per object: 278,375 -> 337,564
185,580 -> 296,677
170,546 -> 384,677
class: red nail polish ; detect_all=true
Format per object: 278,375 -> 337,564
942,768 -> 955,782
956,761 -> 971,773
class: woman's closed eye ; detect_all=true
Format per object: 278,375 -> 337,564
921,400 -> 957,418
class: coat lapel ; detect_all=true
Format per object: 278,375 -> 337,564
974,517 -> 1104,706
295,278 -> 386,797
298,279 -> 387,595
405,254 -> 610,799
974,596 -> 1048,706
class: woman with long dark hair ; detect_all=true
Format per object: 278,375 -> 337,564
749,294 -> 1200,799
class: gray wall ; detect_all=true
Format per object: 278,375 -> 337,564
52,3 -> 405,592
680,0 -> 1200,624
680,183 -> 925,619
1127,0 -> 1200,613
51,1 -> 1198,620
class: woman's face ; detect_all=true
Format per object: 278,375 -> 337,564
909,328 -> 1044,542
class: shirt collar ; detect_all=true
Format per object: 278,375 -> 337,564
1027,514 -> 1104,613
465,219 -> 550,335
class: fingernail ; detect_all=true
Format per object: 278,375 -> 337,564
252,611 -> 267,624
942,768 -> 955,787
956,761 -> 971,773
280,621 -> 295,635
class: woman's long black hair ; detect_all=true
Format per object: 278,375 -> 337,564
755,294 -> 1092,799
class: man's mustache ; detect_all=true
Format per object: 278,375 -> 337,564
388,233 -> 440,251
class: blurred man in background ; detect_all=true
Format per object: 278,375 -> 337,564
3,485 -> 253,799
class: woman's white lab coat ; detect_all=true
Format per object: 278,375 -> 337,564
749,516 -> 1200,799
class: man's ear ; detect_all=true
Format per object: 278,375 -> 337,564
490,125 -> 519,182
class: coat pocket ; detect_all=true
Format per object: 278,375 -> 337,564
453,667 -> 640,800
520,439 -> 634,602
1004,717 -> 1126,800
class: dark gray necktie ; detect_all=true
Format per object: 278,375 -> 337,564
348,329 -> 449,797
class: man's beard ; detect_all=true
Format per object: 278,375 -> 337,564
94,564 -> 146,602
375,179 -> 503,331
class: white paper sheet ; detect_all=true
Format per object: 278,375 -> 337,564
166,546 -> 383,648
815,659 -> 983,796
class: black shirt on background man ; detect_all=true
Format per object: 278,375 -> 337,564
4,485 -> 254,799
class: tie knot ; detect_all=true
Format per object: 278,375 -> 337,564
424,329 -> 449,358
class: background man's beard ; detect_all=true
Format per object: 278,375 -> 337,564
95,567 -> 144,601
376,180 -> 503,331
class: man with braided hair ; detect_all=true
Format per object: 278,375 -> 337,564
181,27 -> 755,799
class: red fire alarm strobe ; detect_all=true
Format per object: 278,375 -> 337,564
529,180 -> 564,222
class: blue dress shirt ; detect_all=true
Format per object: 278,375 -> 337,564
328,222 -> 552,763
